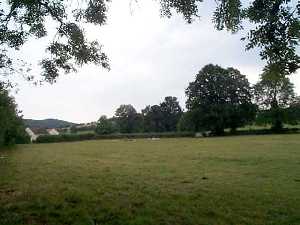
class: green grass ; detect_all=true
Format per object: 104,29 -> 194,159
1,135 -> 300,225
237,123 -> 300,131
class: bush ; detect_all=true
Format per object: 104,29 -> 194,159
0,86 -> 29,147
35,128 -> 300,144
35,132 -> 195,143
35,133 -> 96,143
15,132 -> 31,144
226,128 -> 300,136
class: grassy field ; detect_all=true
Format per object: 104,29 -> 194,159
1,135 -> 300,225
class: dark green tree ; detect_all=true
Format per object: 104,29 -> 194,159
115,104 -> 142,133
0,85 -> 28,147
95,115 -> 116,134
160,96 -> 183,132
177,111 -> 197,132
141,105 -> 152,132
254,71 -> 296,130
286,96 -> 300,125
186,64 -> 256,135
142,105 -> 165,132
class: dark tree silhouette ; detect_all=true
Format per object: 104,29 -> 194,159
115,104 -> 142,133
160,96 -> 183,132
186,64 -> 256,135
142,105 -> 165,132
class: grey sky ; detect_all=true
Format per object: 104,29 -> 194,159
14,0 -> 300,123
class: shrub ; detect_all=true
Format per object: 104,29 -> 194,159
35,132 -> 195,143
0,86 -> 29,147
227,128 -> 299,136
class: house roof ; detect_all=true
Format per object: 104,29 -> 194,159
31,128 -> 49,135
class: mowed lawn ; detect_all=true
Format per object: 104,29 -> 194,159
1,135 -> 300,225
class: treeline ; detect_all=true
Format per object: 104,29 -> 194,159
1,64 -> 300,147
95,96 -> 183,134
181,65 -> 300,134
95,64 -> 300,136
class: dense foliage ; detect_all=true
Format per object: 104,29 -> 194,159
160,96 -> 183,131
142,105 -> 165,132
254,72 -> 296,110
177,111 -> 197,132
114,105 -> 143,133
95,115 -> 117,134
186,64 -> 256,135
287,97 -> 300,124
254,70 -> 296,130
0,85 -> 28,147
35,131 -> 195,143
142,96 -> 182,132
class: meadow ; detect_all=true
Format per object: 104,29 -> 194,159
1,134 -> 300,225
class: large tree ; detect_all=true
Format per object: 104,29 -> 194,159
1,0 -> 300,85
115,104 -> 142,133
186,64 -> 256,135
95,115 -> 117,134
160,96 -> 183,132
142,105 -> 165,132
254,70 -> 296,130
141,97 -> 182,133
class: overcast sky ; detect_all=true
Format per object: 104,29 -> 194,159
14,0 -> 300,123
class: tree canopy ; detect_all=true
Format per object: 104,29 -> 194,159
1,0 -> 300,85
160,96 -> 183,131
254,71 -> 296,110
213,0 -> 300,77
142,105 -> 165,132
0,0 -> 202,85
95,115 -> 117,134
142,96 -> 182,132
254,70 -> 296,130
186,64 -> 256,134
115,104 -> 143,133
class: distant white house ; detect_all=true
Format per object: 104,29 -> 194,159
46,129 -> 59,135
25,128 -> 38,142
25,128 -> 59,142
